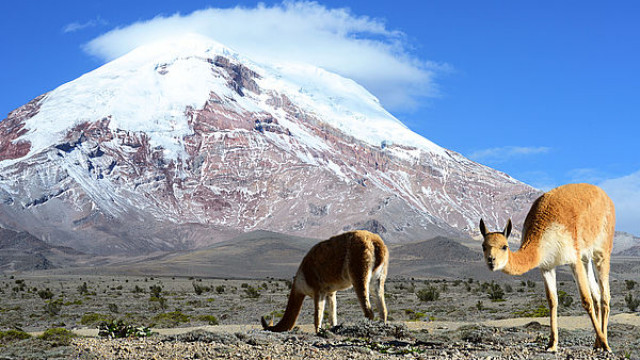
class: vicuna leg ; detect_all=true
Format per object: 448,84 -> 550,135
571,260 -> 609,351
352,271 -> 374,320
542,268 -> 558,352
373,267 -> 387,323
327,292 -> 337,327
313,293 -> 326,333
593,253 -> 612,351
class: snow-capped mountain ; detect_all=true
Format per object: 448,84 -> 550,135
0,34 -> 540,255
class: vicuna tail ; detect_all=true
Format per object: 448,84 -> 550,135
261,287 -> 306,332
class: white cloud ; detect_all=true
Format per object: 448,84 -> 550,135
63,17 -> 107,33
82,1 -> 446,111
599,170 -> 640,236
469,146 -> 551,164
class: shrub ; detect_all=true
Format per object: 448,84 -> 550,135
108,303 -> 119,313
476,301 -> 484,311
487,282 -> 505,301
0,329 -> 31,343
80,312 -> 113,326
149,285 -> 162,298
416,286 -> 440,302
625,293 -> 640,312
403,309 -> 427,321
193,282 -> 211,295
243,286 -> 261,299
152,311 -> 190,327
39,328 -> 77,346
132,285 -> 145,293
197,314 -> 219,325
215,285 -> 226,294
99,320 -> 152,338
626,280 -> 637,291
38,288 -> 54,300
44,298 -> 63,316
512,304 -> 549,318
558,290 -> 573,307
77,282 -> 89,295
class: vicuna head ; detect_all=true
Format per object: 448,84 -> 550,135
479,218 -> 512,271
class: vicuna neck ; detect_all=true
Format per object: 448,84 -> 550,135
502,245 -> 539,275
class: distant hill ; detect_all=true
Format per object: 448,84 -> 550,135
0,227 -> 87,272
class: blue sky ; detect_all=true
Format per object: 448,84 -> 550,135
1,1 -> 639,235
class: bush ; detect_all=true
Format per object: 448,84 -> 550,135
197,314 -> 219,325
39,328 -> 77,346
152,311 -> 190,327
193,282 -> 211,295
625,293 -> 640,312
99,320 -> 152,339
0,329 -> 31,343
77,282 -> 89,295
416,286 -> 440,302
558,290 -> 573,307
149,285 -> 162,298
243,286 -> 261,299
44,298 -> 63,316
38,288 -> 54,300
215,285 -> 226,294
513,304 -> 549,318
487,282 -> 505,301
80,312 -> 113,326
626,280 -> 637,291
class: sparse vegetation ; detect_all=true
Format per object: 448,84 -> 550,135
486,281 -> 505,302
38,327 -> 77,346
98,320 -> 152,338
0,329 -> 31,343
416,286 -> 440,302
626,280 -> 637,290
625,293 -> 640,312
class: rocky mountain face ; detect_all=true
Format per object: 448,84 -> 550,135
0,34 -> 540,256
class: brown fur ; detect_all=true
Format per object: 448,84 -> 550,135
261,230 -> 388,333
480,183 -> 615,352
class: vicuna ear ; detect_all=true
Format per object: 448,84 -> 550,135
503,219 -> 512,238
479,219 -> 488,237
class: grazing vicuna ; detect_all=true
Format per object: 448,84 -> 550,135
261,230 -> 388,333
480,183 -> 615,352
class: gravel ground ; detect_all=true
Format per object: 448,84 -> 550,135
66,321 -> 639,360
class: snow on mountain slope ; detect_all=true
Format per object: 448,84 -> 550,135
0,34 -> 540,255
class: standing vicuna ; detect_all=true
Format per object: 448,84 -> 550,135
261,230 -> 388,333
479,183 -> 615,352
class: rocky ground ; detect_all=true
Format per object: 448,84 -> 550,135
1,274 -> 639,359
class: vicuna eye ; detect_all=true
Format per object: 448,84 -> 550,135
501,245 -> 508,251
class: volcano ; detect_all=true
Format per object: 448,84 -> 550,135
0,34 -> 539,255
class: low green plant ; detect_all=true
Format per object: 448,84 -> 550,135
80,312 -> 113,326
196,314 -> 219,325
625,293 -> 640,312
152,311 -> 190,327
512,304 -> 549,318
487,281 -> 505,301
416,286 -> 440,302
243,286 -> 261,299
38,288 -> 54,300
0,329 -> 31,343
558,290 -> 573,307
404,309 -> 426,321
39,328 -> 77,346
44,298 -> 63,316
625,280 -> 637,291
98,320 -> 152,338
